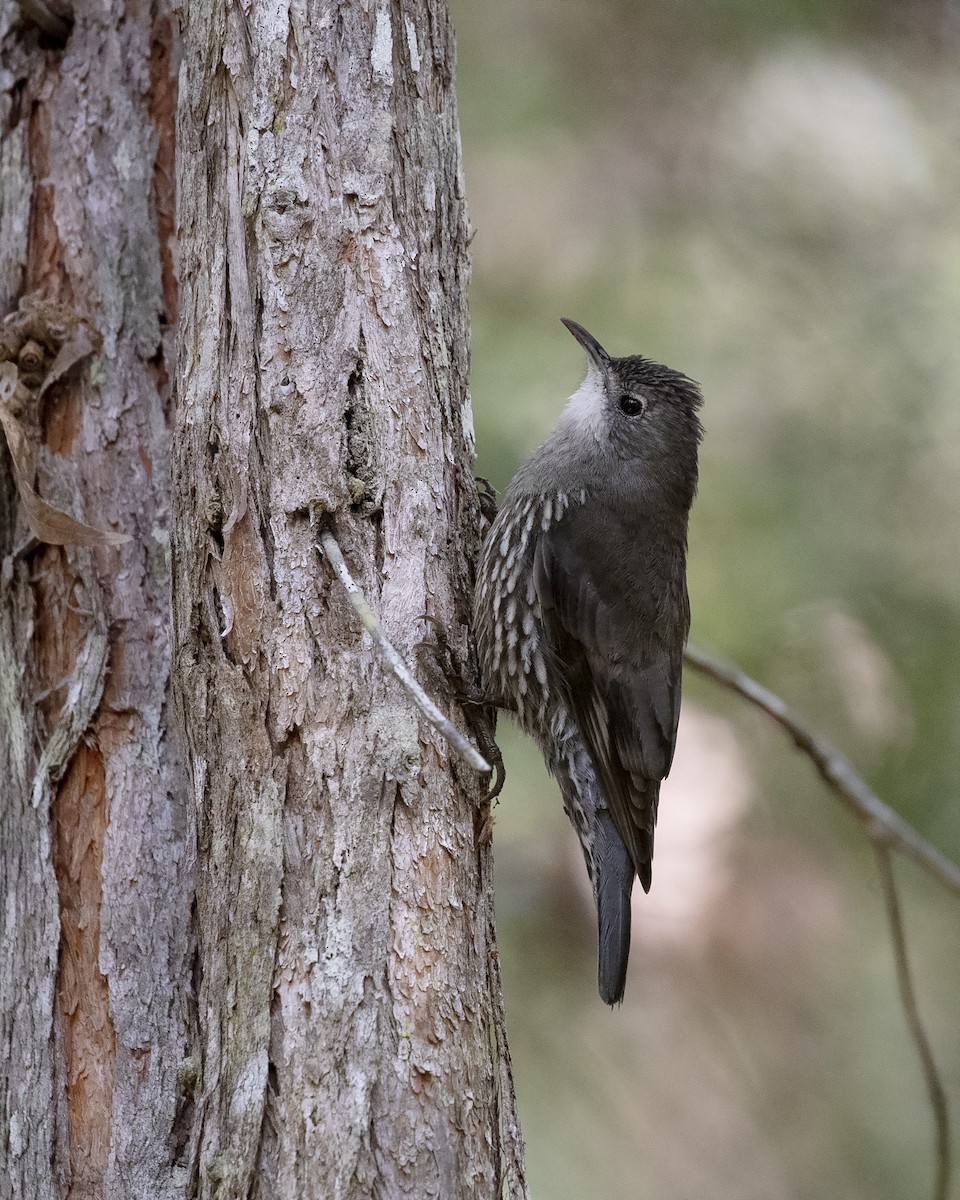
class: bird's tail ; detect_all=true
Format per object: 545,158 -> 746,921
595,810 -> 635,1006
549,742 -> 637,1005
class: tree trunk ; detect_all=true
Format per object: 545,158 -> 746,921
0,3 -> 189,1199
173,0 -> 516,1192
1,0 -> 527,1196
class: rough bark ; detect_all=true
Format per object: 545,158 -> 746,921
173,1 -> 521,1198
0,3 -> 190,1200
1,1 -> 525,1196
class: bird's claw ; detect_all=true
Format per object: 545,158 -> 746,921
476,476 -> 499,527
481,748 -> 506,805
474,735 -> 505,847
415,614 -> 505,844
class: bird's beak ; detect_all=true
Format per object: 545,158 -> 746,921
561,318 -> 610,373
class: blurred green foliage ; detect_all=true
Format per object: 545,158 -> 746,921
450,0 -> 960,1196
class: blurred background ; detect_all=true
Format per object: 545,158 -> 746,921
447,0 -> 960,1196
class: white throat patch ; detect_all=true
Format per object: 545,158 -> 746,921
559,364 -> 608,443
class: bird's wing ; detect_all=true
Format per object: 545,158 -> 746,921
534,508 -> 683,890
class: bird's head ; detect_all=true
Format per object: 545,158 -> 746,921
558,318 -> 703,503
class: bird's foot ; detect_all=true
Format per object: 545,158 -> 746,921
415,613 -> 505,843
475,476 -> 498,527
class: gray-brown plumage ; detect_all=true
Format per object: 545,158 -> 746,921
474,319 -> 702,1005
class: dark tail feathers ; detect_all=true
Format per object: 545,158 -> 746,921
595,810 -> 635,1006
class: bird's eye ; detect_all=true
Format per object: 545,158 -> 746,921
619,392 -> 647,417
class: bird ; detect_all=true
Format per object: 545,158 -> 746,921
473,318 -> 703,1005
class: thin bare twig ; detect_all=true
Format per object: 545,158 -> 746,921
318,530 -> 491,775
684,642 -> 954,1200
683,643 -> 960,899
873,843 -> 951,1200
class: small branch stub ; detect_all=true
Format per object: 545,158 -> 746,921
319,529 -> 491,775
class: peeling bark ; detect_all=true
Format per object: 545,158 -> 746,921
52,744 -> 116,1199
0,4 -> 190,1198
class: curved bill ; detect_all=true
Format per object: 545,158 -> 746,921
561,318 -> 610,370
